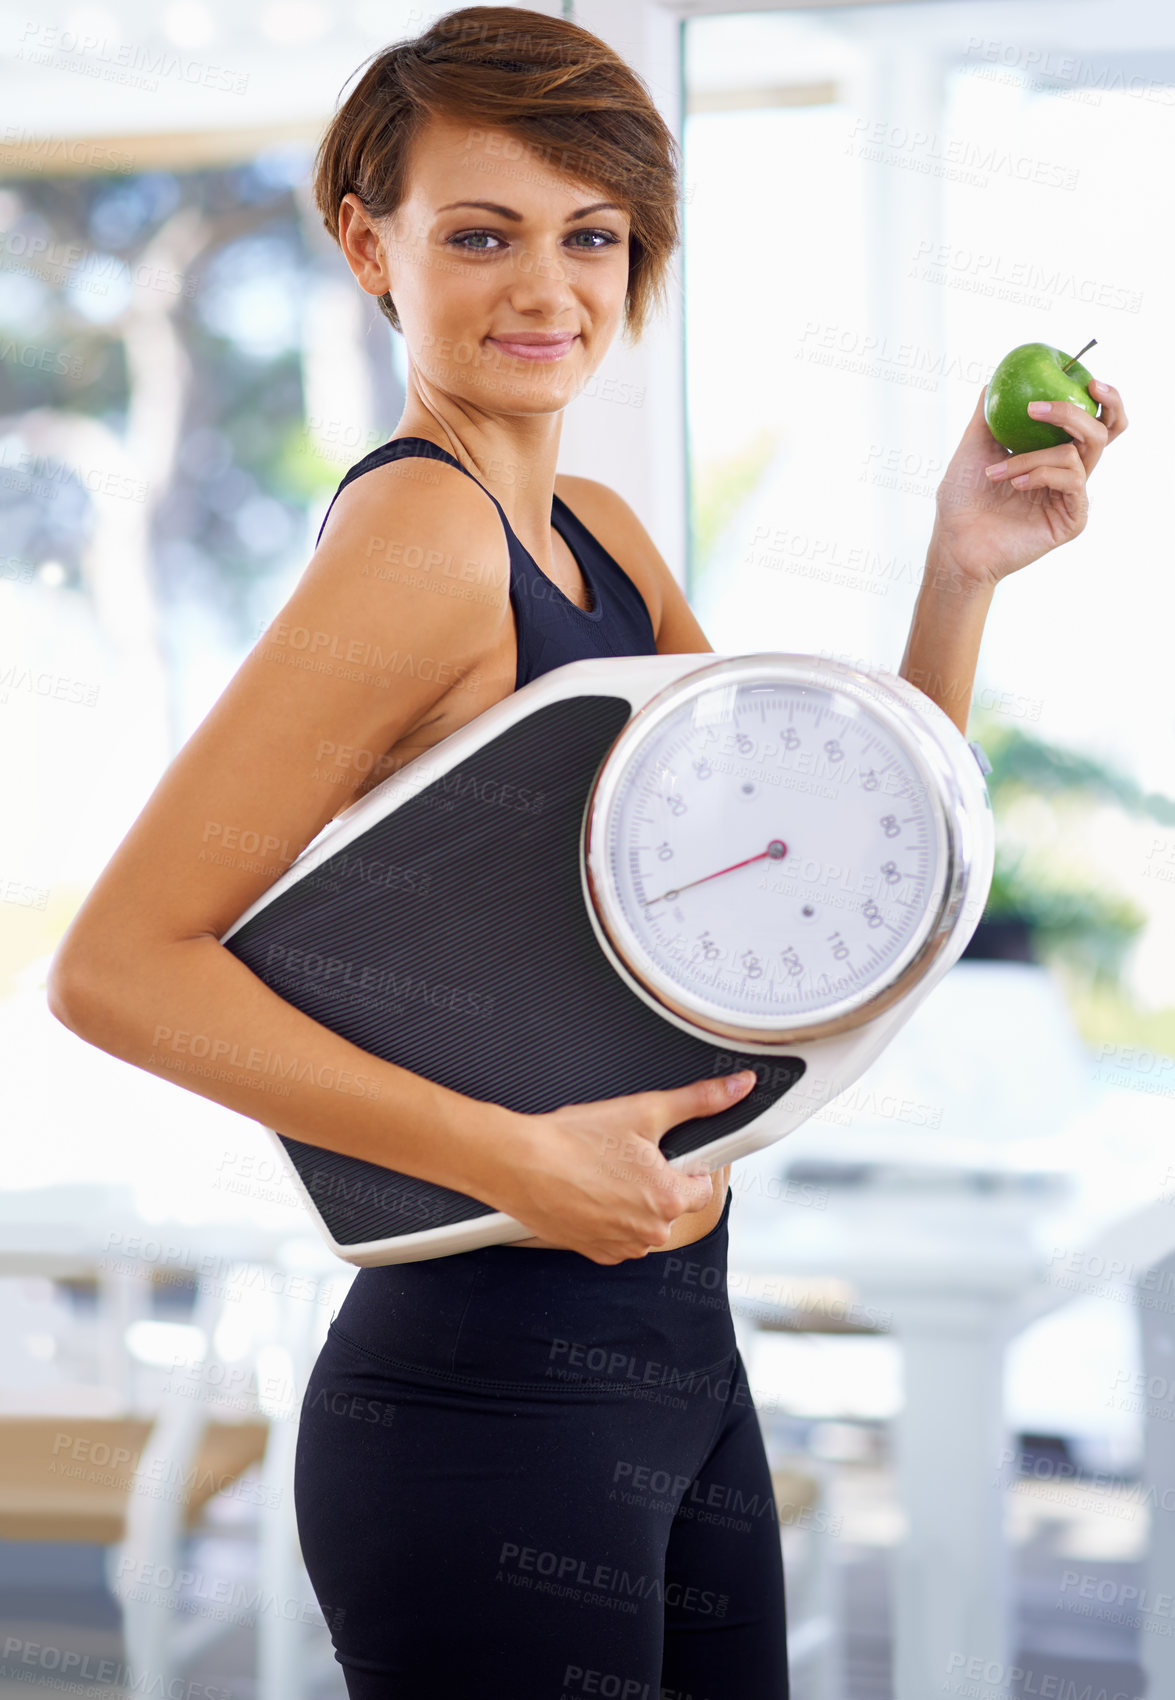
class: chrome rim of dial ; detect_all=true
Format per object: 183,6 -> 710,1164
581,653 -> 972,1046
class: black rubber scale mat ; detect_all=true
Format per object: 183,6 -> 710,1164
223,693 -> 806,1248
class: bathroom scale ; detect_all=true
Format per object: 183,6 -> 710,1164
219,652 -> 995,1265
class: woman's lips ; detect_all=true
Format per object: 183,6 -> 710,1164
488,335 -> 577,363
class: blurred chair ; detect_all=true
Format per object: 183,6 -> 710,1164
0,1272 -> 269,1695
0,1188 -> 343,1700
772,1455 -> 839,1700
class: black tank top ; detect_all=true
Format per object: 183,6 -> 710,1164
315,436 -> 659,689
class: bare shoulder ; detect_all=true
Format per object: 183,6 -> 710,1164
553,474 -> 712,657
308,450 -> 514,680
320,451 -> 509,596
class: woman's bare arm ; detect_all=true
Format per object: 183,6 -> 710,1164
46,461 -> 532,1204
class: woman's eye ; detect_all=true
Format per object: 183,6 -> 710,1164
449,229 -> 620,253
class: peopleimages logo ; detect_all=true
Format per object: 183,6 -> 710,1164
845,116 -> 1079,191
15,21 -> 249,95
262,947 -> 496,1021
149,1023 -> 381,1100
496,1541 -> 728,1618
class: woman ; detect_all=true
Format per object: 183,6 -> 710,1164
47,6 -> 1127,1696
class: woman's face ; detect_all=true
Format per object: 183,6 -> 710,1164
347,113 -> 632,415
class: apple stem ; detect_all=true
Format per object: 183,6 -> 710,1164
1062,337 -> 1097,373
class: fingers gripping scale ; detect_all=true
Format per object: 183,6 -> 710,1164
219,653 -> 995,1265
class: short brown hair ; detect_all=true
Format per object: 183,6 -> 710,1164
311,4 -> 681,345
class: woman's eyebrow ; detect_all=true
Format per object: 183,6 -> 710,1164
435,200 -> 623,221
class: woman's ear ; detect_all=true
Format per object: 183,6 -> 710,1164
338,194 -> 393,299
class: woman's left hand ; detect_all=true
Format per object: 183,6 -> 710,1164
930,376 -> 1128,590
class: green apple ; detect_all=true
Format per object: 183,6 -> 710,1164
984,339 -> 1100,455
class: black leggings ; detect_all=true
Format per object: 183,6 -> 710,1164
293,1187 -> 789,1697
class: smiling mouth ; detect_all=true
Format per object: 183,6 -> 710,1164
488,334 -> 579,362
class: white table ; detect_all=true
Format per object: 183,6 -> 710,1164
729,1174 -> 1041,1697
723,958 -> 1175,1700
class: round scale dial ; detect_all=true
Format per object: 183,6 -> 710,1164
582,655 -> 962,1046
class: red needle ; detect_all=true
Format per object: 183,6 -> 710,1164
644,839 -> 788,907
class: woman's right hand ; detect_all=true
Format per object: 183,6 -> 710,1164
486,1069 -> 758,1264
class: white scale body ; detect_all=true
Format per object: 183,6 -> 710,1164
220,652 -> 995,1264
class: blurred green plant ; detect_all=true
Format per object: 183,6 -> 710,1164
981,718 -> 1175,826
971,711 -> 1161,990
980,845 -> 1146,982
270,420 -> 352,505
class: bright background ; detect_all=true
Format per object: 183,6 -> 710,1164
2,2 -> 1174,1694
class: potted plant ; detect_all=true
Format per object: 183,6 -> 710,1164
960,716 -> 1152,982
